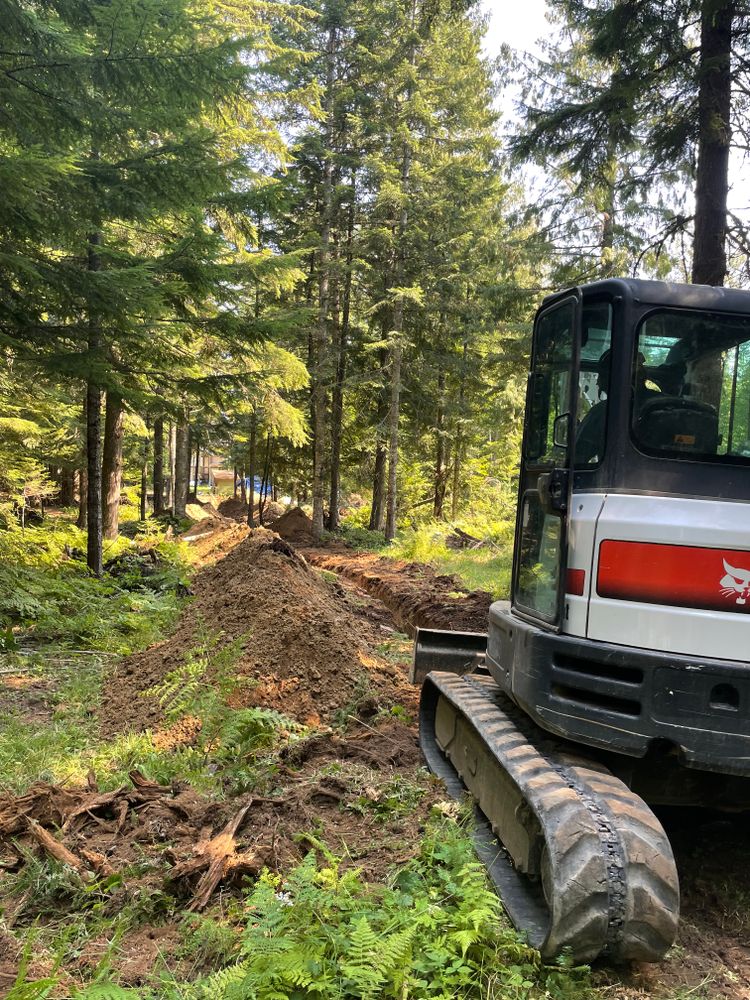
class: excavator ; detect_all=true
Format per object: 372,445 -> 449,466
412,278 -> 750,964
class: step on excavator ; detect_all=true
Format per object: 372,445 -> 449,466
412,278 -> 750,964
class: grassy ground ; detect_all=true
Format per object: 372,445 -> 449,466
0,511 -> 596,1000
339,521 -> 513,599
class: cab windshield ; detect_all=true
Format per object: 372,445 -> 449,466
633,310 -> 750,463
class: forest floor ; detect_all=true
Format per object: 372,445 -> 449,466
0,509 -> 748,998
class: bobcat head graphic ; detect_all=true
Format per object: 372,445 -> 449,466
720,559 -> 750,605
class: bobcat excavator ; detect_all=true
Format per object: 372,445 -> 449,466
412,278 -> 750,964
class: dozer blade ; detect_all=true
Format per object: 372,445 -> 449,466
420,671 -> 680,964
409,627 -> 487,685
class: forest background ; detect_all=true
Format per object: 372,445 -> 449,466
1,0 -> 747,569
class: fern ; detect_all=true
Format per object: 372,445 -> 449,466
161,819 -> 593,1000
75,987 -> 142,1000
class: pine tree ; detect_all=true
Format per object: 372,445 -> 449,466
1,0 -> 310,569
514,0 -> 743,286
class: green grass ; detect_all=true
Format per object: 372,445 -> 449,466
340,520 -> 513,600
429,547 -> 512,600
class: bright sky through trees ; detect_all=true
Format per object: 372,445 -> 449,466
481,0 -> 548,57
482,0 -> 750,218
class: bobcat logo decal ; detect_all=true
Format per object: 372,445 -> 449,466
720,559 -> 750,606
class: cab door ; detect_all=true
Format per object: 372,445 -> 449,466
512,293 -> 581,629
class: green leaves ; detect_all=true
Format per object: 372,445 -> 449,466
178,818 -> 592,1000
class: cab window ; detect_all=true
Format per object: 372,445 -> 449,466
633,310 -> 750,463
574,302 -> 613,466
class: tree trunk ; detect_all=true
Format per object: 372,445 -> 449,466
86,232 -> 103,577
153,416 -> 165,514
329,173 -> 355,533
173,418 -> 190,518
311,22 -> 338,540
193,439 -> 200,497
434,369 -> 447,519
77,468 -> 87,530
258,434 -> 273,525
451,337 -> 469,520
384,337 -> 403,541
234,466 -> 238,498
692,0 -> 733,286
167,421 -> 175,511
451,436 -> 462,521
60,468 -> 75,507
140,419 -> 150,522
247,412 -> 257,527
384,5 -> 417,541
101,391 -> 125,541
240,469 -> 247,504
369,348 -> 389,532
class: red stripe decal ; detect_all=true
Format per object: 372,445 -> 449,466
566,568 -> 586,596
597,540 -> 750,614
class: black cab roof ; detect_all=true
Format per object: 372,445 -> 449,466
543,278 -> 750,316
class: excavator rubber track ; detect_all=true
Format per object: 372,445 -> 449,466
420,671 -> 680,963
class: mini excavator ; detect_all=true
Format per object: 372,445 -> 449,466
412,278 -> 750,963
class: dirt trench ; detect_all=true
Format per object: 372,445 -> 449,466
301,547 -> 492,636
3,524 -> 750,997
0,528 -> 441,989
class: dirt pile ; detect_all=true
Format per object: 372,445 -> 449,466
217,497 -> 287,523
258,500 -> 286,522
180,507 -> 248,563
216,496 -> 249,520
304,549 -> 493,635
101,529 -> 413,735
268,506 -> 314,543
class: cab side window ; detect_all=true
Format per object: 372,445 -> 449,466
574,304 -> 613,466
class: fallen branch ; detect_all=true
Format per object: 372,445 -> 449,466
25,817 -> 86,874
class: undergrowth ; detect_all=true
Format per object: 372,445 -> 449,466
0,516 -> 190,654
0,513 -> 196,793
154,816 -> 592,1000
338,520 -> 513,600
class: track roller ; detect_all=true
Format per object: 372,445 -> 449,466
420,671 -> 679,963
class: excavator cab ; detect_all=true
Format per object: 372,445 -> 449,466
414,278 -> 750,964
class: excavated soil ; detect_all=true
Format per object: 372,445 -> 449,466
3,526 -> 750,996
180,516 -> 249,563
0,528 -> 437,988
268,506 -> 315,543
217,497 -> 286,523
303,547 -> 492,636
101,529 -> 414,735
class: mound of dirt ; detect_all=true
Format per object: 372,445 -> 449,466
216,496 -> 250,520
268,506 -> 314,543
101,529 -> 412,735
259,500 -> 286,522
179,505 -> 249,563
303,549 -> 492,635
217,498 -> 287,524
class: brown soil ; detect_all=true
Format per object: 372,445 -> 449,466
100,529 -> 414,735
303,547 -> 492,636
180,517 -> 249,563
3,525 -> 750,997
217,497 -> 286,523
269,506 -> 315,543
216,496 -> 247,520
